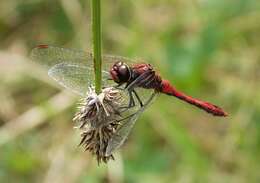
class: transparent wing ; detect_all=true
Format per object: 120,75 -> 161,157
106,90 -> 158,156
102,54 -> 138,70
48,63 -> 110,96
30,45 -> 138,71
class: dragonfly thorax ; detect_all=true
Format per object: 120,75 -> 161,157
110,61 -> 131,84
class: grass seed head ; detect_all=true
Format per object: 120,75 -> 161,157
73,87 -> 123,164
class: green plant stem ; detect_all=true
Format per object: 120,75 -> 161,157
92,0 -> 102,94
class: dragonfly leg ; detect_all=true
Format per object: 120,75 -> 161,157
120,89 -> 144,111
128,90 -> 136,108
118,90 -> 137,113
132,89 -> 143,107
116,112 -> 137,123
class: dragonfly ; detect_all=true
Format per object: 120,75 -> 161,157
30,44 -> 157,156
31,45 -> 228,155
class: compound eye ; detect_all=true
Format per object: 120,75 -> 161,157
118,64 -> 130,82
110,62 -> 131,83
119,65 -> 127,75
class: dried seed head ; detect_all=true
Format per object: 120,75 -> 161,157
73,87 -> 124,164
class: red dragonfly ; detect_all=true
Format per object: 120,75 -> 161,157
31,45 -> 227,117
31,45 -> 227,154
110,62 -> 227,116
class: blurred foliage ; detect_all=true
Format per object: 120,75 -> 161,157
0,0 -> 260,183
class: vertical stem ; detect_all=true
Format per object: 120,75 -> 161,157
92,0 -> 102,94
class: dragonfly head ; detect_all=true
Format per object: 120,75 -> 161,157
110,61 -> 131,84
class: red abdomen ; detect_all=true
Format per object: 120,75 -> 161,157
160,80 -> 228,117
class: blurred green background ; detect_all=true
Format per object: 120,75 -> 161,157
0,0 -> 260,183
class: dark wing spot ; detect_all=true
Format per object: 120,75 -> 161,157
37,44 -> 49,49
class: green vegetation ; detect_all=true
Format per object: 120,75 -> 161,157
91,0 -> 102,94
0,0 -> 260,182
